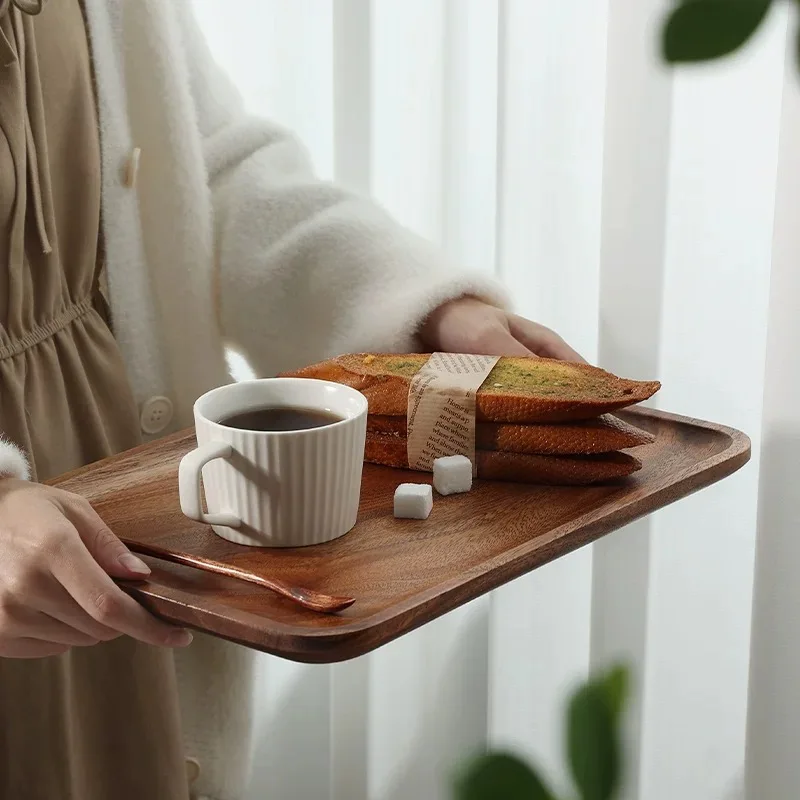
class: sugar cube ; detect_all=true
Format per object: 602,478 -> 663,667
393,483 -> 433,520
433,455 -> 473,496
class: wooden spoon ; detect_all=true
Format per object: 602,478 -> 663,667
122,540 -> 355,614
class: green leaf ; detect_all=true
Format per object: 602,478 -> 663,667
567,684 -> 620,800
662,0 -> 772,63
452,752 -> 556,800
599,665 -> 629,720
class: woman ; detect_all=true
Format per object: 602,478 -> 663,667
0,1 -> 581,798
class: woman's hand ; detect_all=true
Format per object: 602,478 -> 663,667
0,479 -> 193,658
419,297 -> 585,362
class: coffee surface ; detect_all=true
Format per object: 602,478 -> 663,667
220,406 -> 343,432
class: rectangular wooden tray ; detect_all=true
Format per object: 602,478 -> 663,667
51,408 -> 750,663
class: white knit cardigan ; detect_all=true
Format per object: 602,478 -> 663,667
0,1 -> 506,798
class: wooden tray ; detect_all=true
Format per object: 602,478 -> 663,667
51,408 -> 750,663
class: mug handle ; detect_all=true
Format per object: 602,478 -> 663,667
179,441 -> 241,528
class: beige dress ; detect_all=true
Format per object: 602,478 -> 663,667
0,2 -> 190,798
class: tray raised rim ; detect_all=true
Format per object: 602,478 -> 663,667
114,407 -> 751,662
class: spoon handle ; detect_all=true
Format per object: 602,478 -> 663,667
122,539 -> 355,614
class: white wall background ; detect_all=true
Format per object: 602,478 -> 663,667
190,2 -> 799,798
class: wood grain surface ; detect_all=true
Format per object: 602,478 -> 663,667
49,408 -> 750,663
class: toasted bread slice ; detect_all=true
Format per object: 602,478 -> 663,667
364,433 -> 642,485
367,413 -> 654,456
282,354 -> 660,423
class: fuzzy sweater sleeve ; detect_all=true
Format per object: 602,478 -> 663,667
175,6 -> 508,378
0,438 -> 30,481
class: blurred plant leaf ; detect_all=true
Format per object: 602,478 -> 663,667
567,682 -> 620,800
599,665 -> 629,720
453,752 -> 556,800
662,0 -> 772,63
451,664 -> 630,800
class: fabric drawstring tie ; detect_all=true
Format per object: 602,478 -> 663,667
2,0 -> 53,255
0,1 -> 46,17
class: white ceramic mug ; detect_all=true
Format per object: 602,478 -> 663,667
179,378 -> 368,547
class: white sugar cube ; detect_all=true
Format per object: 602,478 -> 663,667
433,455 -> 473,496
393,483 -> 433,520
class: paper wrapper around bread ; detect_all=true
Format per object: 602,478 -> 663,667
404,353 -> 500,476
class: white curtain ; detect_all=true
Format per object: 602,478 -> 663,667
190,2 -> 797,799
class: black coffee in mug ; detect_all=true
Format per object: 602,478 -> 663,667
219,406 -> 342,432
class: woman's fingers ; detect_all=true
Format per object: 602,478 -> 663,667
59,493 -> 152,580
1,606 -> 102,647
0,638 -> 72,659
508,315 -> 586,363
57,494 -> 193,647
37,583 -> 122,643
47,521 -> 192,649
32,614 -> 103,646
0,481 -> 191,657
472,324 -> 536,357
